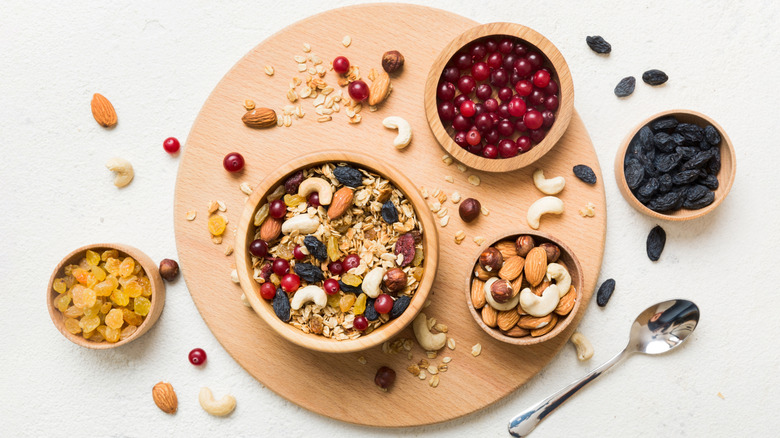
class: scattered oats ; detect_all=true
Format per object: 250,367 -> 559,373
287,88 -> 298,102
311,54 -> 322,65
224,245 -> 234,256
429,375 -> 440,388
438,364 -> 448,372
318,115 -> 332,123
468,175 -> 481,186
208,200 -> 219,214
717,392 -> 725,400
426,350 -> 438,359
430,201 -> 441,213
403,339 -> 413,351
348,114 -> 362,124
407,364 -> 421,376
579,202 -> 596,217
292,76 -> 302,86
418,359 -> 429,368
471,343 -> 482,357
322,86 -> 334,95
457,164 -> 467,173
300,86 -> 312,99
439,215 -> 449,227
276,115 -> 284,127
442,356 -> 452,364
333,103 -> 340,112
346,107 -> 356,118
368,68 -> 377,81
342,35 -> 352,47
211,235 -> 223,245
321,107 -> 334,115
444,175 -> 455,183
481,206 -> 490,216
240,182 -> 253,195
313,94 -> 326,107
454,230 -> 466,245
264,65 -> 274,76
240,293 -> 250,307
442,154 -> 453,165
217,200 -> 227,212
436,208 -> 448,218
244,99 -> 255,111
302,42 -> 311,52
357,356 -> 367,365
308,67 -> 317,75
427,365 -> 438,375
424,299 -> 432,308
186,210 -> 197,221
436,191 -> 447,203
421,186 -> 429,199
283,114 -> 292,127
434,323 -> 448,333
447,337 -> 456,350
294,55 -> 307,63
473,236 -> 487,245
451,191 -> 461,203
296,106 -> 305,118
230,269 -> 240,284
297,63 -> 307,72
418,370 -> 426,380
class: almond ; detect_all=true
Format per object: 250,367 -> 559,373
152,382 -> 178,414
524,247 -> 547,286
242,107 -> 277,128
503,325 -> 530,338
470,279 -> 486,309
531,313 -> 558,337
481,304 -> 497,328
497,310 -> 520,332
91,93 -> 117,128
494,240 -> 518,259
531,280 -> 551,297
474,263 -> 496,281
517,313 -> 554,330
510,272 -> 524,298
367,72 -> 390,106
554,286 -> 576,316
259,217 -> 282,241
498,256 -> 525,281
327,187 -> 354,219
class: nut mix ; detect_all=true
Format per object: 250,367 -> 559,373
470,235 -> 576,339
52,250 -> 153,343
249,163 -> 425,340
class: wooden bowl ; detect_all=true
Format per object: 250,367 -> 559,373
614,109 -> 736,221
465,230 -> 583,346
424,22 -> 574,173
47,243 -> 165,349
235,151 -> 439,353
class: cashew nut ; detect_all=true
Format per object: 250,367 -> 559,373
240,293 -> 251,307
361,267 -> 386,298
519,284 -> 560,317
281,214 -> 320,235
382,116 -> 412,149
484,277 -> 520,311
105,157 -> 134,188
413,312 -> 447,351
526,196 -> 564,229
546,263 -> 571,298
532,169 -> 565,195
290,285 -> 327,310
297,177 -> 333,205
570,331 -> 594,361
198,387 -> 236,417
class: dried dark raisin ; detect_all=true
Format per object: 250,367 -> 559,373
653,153 -> 681,173
284,170 -> 303,194
675,123 -> 704,143
654,132 -> 675,152
681,150 -> 714,171
646,225 -> 666,261
651,116 -> 678,132
333,165 -> 363,187
625,160 -> 645,189
389,295 -> 411,319
699,174 -> 719,190
684,184 -> 709,202
338,280 -> 362,294
648,191 -> 682,212
303,235 -> 328,261
670,133 -> 686,147
596,279 -> 616,307
676,146 -> 698,160
672,169 -> 700,185
586,35 -> 611,53
614,76 -> 635,97
704,125 -> 721,145
683,190 -> 714,209
272,287 -> 291,321
381,200 -> 399,224
642,69 -> 668,85
364,298 -> 379,321
637,177 -> 659,198
638,126 -> 654,151
658,173 -> 673,193
708,147 -> 721,173
293,262 -> 324,283
573,164 -> 597,184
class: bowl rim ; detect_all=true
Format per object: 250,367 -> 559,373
47,243 -> 165,349
235,150 -> 439,353
464,229 -> 583,346
424,22 -> 574,173
614,109 -> 737,221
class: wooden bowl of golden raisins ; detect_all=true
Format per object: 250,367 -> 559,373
47,243 -> 165,349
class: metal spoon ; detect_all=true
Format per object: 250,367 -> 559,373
508,299 -> 700,437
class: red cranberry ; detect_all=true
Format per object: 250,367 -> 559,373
544,95 -> 559,111
490,69 -> 509,87
533,70 -> 551,88
470,43 -> 487,60
272,258 -> 289,276
188,348 -> 207,365
453,131 -> 469,148
483,130 -> 498,145
497,119 -> 514,137
468,142 -> 483,155
323,278 -> 340,295
514,58 -> 532,77
163,137 -> 180,154
307,192 -> 320,207
498,38 -> 515,54
502,54 -> 518,71
543,80 -> 559,96
515,80 -> 533,96
333,56 -> 350,74
489,113 -> 501,124
475,84 -> 492,101
328,261 -> 344,275
260,282 -> 276,300
485,39 -> 499,53
473,102 -> 485,116
442,67 -> 460,83
452,114 -> 472,132
374,294 -> 393,314
281,273 -> 300,293
498,87 -> 514,103
348,80 -> 370,101
223,152 -> 244,172
453,94 -> 469,108
484,98 -> 499,113
249,239 -> 268,258
454,52 -> 473,70
508,98 -> 527,117
524,109 -> 543,130
460,100 -> 476,117
269,200 -> 286,219
487,52 -> 503,69
474,114 -> 493,132
482,144 -> 499,159
457,76 -> 476,94
471,62 -> 490,81
497,103 -> 511,119
510,71 -> 523,86
498,139 -> 519,158
527,52 -> 543,69
514,43 -> 529,56
343,254 -> 361,270
529,89 -> 546,106
515,119 -> 528,132
437,82 -> 456,101
542,110 -> 556,128
517,136 -> 532,152
438,101 -> 456,121
353,315 -> 368,331
530,129 -> 547,143
293,245 -> 306,260
466,129 -> 481,146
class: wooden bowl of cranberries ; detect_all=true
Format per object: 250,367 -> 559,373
425,23 -> 574,172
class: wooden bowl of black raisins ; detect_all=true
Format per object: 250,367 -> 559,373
614,109 -> 736,221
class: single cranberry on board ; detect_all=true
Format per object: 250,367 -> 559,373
332,56 -> 350,74
188,348 -> 207,366
348,80 -> 370,101
223,152 -> 244,172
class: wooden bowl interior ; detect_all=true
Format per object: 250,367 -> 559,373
235,151 -> 439,353
464,230 -> 583,346
614,109 -> 736,221
424,22 -> 574,173
47,243 -> 165,349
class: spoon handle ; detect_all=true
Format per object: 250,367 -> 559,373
507,349 -> 628,437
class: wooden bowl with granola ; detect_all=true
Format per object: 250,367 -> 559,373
235,151 -> 439,353
465,230 -> 583,346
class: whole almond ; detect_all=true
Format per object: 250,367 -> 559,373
524,247 -> 547,286
367,72 -> 390,106
531,280 -> 551,297
531,313 -> 558,337
470,279 -> 486,309
497,310 -> 520,332
494,240 -> 518,259
498,256 -> 525,281
152,382 -> 178,414
259,217 -> 282,241
91,93 -> 117,128
554,286 -> 576,316
510,273 -> 524,298
474,263 -> 496,281
242,107 -> 277,128
481,304 -> 498,328
327,187 -> 354,219
518,313 -> 554,330
503,326 -> 531,338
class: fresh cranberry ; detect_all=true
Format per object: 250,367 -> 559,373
544,95 -> 559,111
484,129 -> 500,145
188,348 -> 207,365
348,80 -> 370,101
482,144 -> 499,159
438,101 -> 456,121
468,143 -> 483,155
529,89 -> 546,107
353,315 -> 368,331
323,278 -> 340,295
515,119 -> 528,132
460,100 -> 476,117
524,109 -> 543,130
498,139 -> 519,158
530,129 -> 547,143
489,112 -> 501,124
527,52 -> 543,69
484,98 -> 499,113
437,82 -> 456,101
455,52 -> 473,70
498,87 -> 513,103
497,103 -> 511,119
514,58 -> 532,78
487,52 -> 503,69
533,70 -> 551,88
485,39 -> 498,53
281,273 -> 300,293
517,136 -> 532,152
457,76 -> 476,94
249,239 -> 268,258
442,67 -> 460,83
223,152 -> 244,172
374,294 -> 394,314
453,131 -> 469,148
470,43 -> 487,60
508,98 -> 527,117
474,114 -> 493,132
473,103 -> 485,116
307,192 -> 320,207
163,137 -> 180,154
260,282 -> 276,300
498,38 -> 515,54
515,80 -> 533,96
489,69 -> 509,87
343,254 -> 361,270
510,71 -> 523,86
293,245 -> 306,260
453,94 -> 469,108
543,80 -> 559,96
269,200 -> 286,219
333,56 -> 350,74
502,54 -> 518,71
475,84 -> 492,101
497,119 -> 514,137
466,129 -> 481,146
514,43 -> 529,56
328,261 -> 344,275
452,115 -> 472,132
471,62 -> 490,81
272,258 -> 289,276
542,110 -> 556,128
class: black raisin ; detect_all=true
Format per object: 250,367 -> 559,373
646,225 -> 666,261
284,171 -> 303,194
624,160 -> 645,189
389,295 -> 411,319
681,150 -> 714,171
675,123 -> 704,143
614,76 -> 635,97
642,69 -> 668,86
648,191 -> 682,212
672,169 -> 700,185
303,235 -> 328,261
272,287 -> 291,322
596,279 -> 616,307
637,154 -> 658,177
333,165 -> 363,187
364,298 -> 379,321
653,132 -> 675,152
586,35 -> 611,54
704,125 -> 721,145
653,153 -> 681,173
676,146 -> 698,160
638,126 -> 654,152
637,177 -> 659,198
338,280 -> 362,294
708,147 -> 721,174
381,200 -> 399,224
573,164 -> 597,184
293,262 -> 324,283
684,184 -> 709,202
658,173 -> 673,193
683,190 -> 714,210
699,174 -> 719,190
670,133 -> 686,147
651,116 -> 678,132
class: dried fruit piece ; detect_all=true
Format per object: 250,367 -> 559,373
389,295 -> 411,319
326,235 -> 342,262
339,293 -> 356,312
646,225 -> 666,261
573,165 -> 597,184
333,166 -> 363,187
303,236 -> 327,261
586,35 -> 611,54
394,233 -> 416,266
614,76 -> 635,97
208,215 -> 227,236
118,257 -> 135,278
72,285 -> 96,309
64,318 -> 82,334
284,171 -> 304,194
272,287 -> 291,322
596,279 -> 616,307
105,308 -> 124,329
642,69 -> 668,86
134,296 -> 151,316
85,250 -> 101,266
381,200 -> 399,224
364,298 -> 379,321
293,263 -> 324,284
354,293 -> 367,315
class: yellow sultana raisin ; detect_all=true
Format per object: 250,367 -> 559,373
53,278 -> 67,294
283,194 -> 305,207
120,325 -> 137,340
104,258 -> 121,275
339,293 -> 356,312
105,326 -> 121,343
122,308 -> 143,326
85,250 -> 101,266
91,266 -> 107,282
208,215 -> 227,236
124,281 -> 143,298
353,293 -> 367,315
63,306 -> 84,318
100,302 -> 112,314
94,277 -> 117,297
79,315 -> 100,333
137,277 -> 152,297
119,257 -> 135,278
54,293 -> 71,312
72,285 -> 96,309
327,235 -> 342,262
105,308 -> 124,329
64,318 -> 82,334
83,300 -> 102,318
111,289 -> 129,307
134,296 -> 151,316
72,268 -> 91,285
327,293 -> 341,309
341,273 -> 362,287
101,249 -> 118,261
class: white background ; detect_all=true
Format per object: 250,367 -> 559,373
1,1 -> 778,436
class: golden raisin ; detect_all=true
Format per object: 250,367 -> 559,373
124,281 -> 143,298
85,250 -> 101,266
72,285 -> 96,309
105,326 -> 121,343
53,293 -> 71,312
101,249 -> 118,261
283,194 -> 305,207
79,314 -> 100,333
327,235 -> 342,262
53,278 -> 67,294
94,278 -> 117,297
120,325 -> 137,340
118,257 -> 135,278
104,258 -> 121,275
100,302 -> 112,314
83,300 -> 102,318
339,293 -> 356,312
64,318 -> 82,334
134,296 -> 151,316
105,308 -> 124,329
327,293 -> 341,309
122,308 -> 143,326
208,215 -> 227,236
137,277 -> 152,297
91,266 -> 107,282
341,273 -> 362,287
110,289 -> 129,307
82,329 -> 95,340
72,268 -> 90,285
63,306 -> 84,318
353,293 -> 367,315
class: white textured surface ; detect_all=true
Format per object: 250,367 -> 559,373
1,1 -> 779,436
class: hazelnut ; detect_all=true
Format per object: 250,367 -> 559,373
479,247 -> 503,272
381,50 -> 405,74
383,268 -> 407,293
539,243 -> 561,263
459,198 -> 481,223
490,279 -> 514,304
159,259 -> 179,282
515,235 -> 535,257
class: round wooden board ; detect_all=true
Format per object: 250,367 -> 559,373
173,4 -> 606,427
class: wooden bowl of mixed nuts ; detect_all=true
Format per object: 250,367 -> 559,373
235,151 -> 439,353
47,243 -> 165,349
425,22 -> 574,173
465,230 -> 583,346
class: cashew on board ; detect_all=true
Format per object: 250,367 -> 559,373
382,116 -> 412,149
532,169 -> 566,195
361,267 -> 386,298
290,285 -> 327,310
570,331 -> 594,361
519,284 -> 560,317
413,312 -> 446,351
198,387 -> 236,417
281,214 -> 320,235
483,277 -> 519,311
105,157 -> 134,188
526,196 -> 564,229
297,177 -> 333,205
546,263 -> 571,298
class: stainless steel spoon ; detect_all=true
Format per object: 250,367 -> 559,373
508,299 -> 700,437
